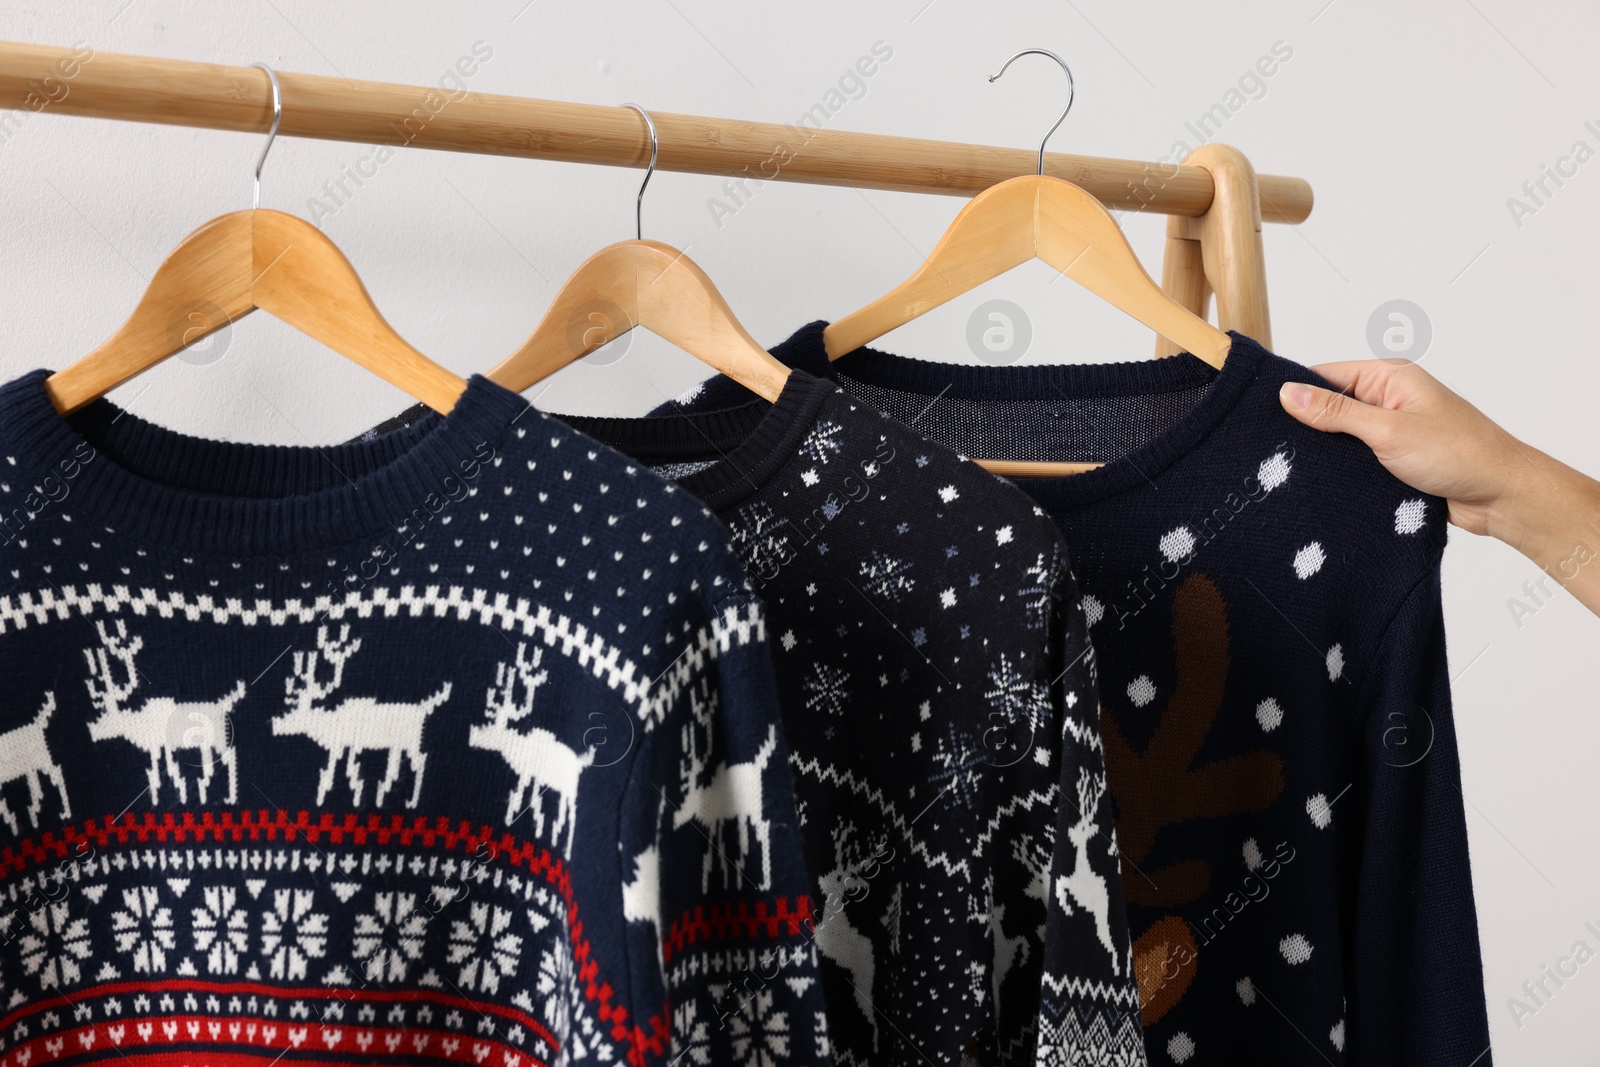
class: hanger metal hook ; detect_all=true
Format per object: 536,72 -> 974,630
249,62 -> 284,210
618,103 -> 657,240
987,49 -> 1075,176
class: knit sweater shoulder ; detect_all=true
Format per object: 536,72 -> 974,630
560,369 -> 1147,1067
655,322 -> 1493,1067
0,370 -> 830,1067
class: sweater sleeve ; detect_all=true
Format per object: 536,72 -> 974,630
631,591 -> 831,1067
1349,561 -> 1491,1065
1033,559 -> 1148,1064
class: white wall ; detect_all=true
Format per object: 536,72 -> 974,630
4,1 -> 1598,1060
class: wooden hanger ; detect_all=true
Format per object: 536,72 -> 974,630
485,104 -> 791,402
45,64 -> 466,418
823,51 -> 1232,478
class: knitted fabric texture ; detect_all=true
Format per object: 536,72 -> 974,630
559,370 -> 1146,1067
653,322 -> 1493,1067
0,370 -> 832,1067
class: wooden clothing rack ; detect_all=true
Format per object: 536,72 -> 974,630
0,40 -> 1311,355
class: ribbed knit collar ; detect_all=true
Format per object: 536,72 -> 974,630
743,321 -> 1269,507
0,370 -> 529,557
561,368 -> 833,512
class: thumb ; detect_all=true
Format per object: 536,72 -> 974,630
1278,380 -> 1394,446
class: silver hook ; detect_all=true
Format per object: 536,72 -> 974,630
988,49 -> 1075,176
249,62 -> 284,210
619,102 -> 657,240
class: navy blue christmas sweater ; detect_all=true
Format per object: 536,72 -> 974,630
0,370 -> 833,1067
651,323 -> 1493,1067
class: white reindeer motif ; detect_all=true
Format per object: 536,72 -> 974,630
84,620 -> 245,805
672,694 -> 776,891
979,871 -> 1031,1008
1056,768 -> 1119,975
470,644 -> 593,852
0,692 -> 70,834
813,821 -> 881,1053
272,624 -> 450,809
1012,833 -> 1052,942
621,794 -> 667,966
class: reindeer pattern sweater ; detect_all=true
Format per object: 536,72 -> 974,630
0,370 -> 832,1067
558,369 -> 1146,1067
654,323 -> 1493,1067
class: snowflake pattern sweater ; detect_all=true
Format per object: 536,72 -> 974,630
653,323 -> 1493,1067
553,369 -> 1146,1067
0,370 -> 832,1067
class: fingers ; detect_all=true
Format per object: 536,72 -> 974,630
1304,359 -> 1408,407
1278,380 -> 1396,448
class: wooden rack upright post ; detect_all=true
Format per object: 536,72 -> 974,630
0,40 -> 1310,352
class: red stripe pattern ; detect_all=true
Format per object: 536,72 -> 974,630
0,811 -> 812,1067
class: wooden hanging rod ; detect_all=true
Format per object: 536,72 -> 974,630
0,40 -> 1312,223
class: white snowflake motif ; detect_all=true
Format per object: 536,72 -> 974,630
352,892 -> 428,982
19,899 -> 93,991
930,723 -> 984,810
191,885 -> 250,974
1017,553 -> 1055,630
536,942 -> 576,1043
447,903 -> 523,994
860,548 -> 915,601
111,885 -> 176,974
727,986 -> 792,1067
729,500 -> 794,577
261,888 -> 329,981
984,654 -> 1050,738
674,998 -> 714,1065
798,419 -> 845,465
802,662 -> 851,716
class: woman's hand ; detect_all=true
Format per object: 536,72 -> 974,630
1277,360 -> 1527,538
1279,359 -> 1600,619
